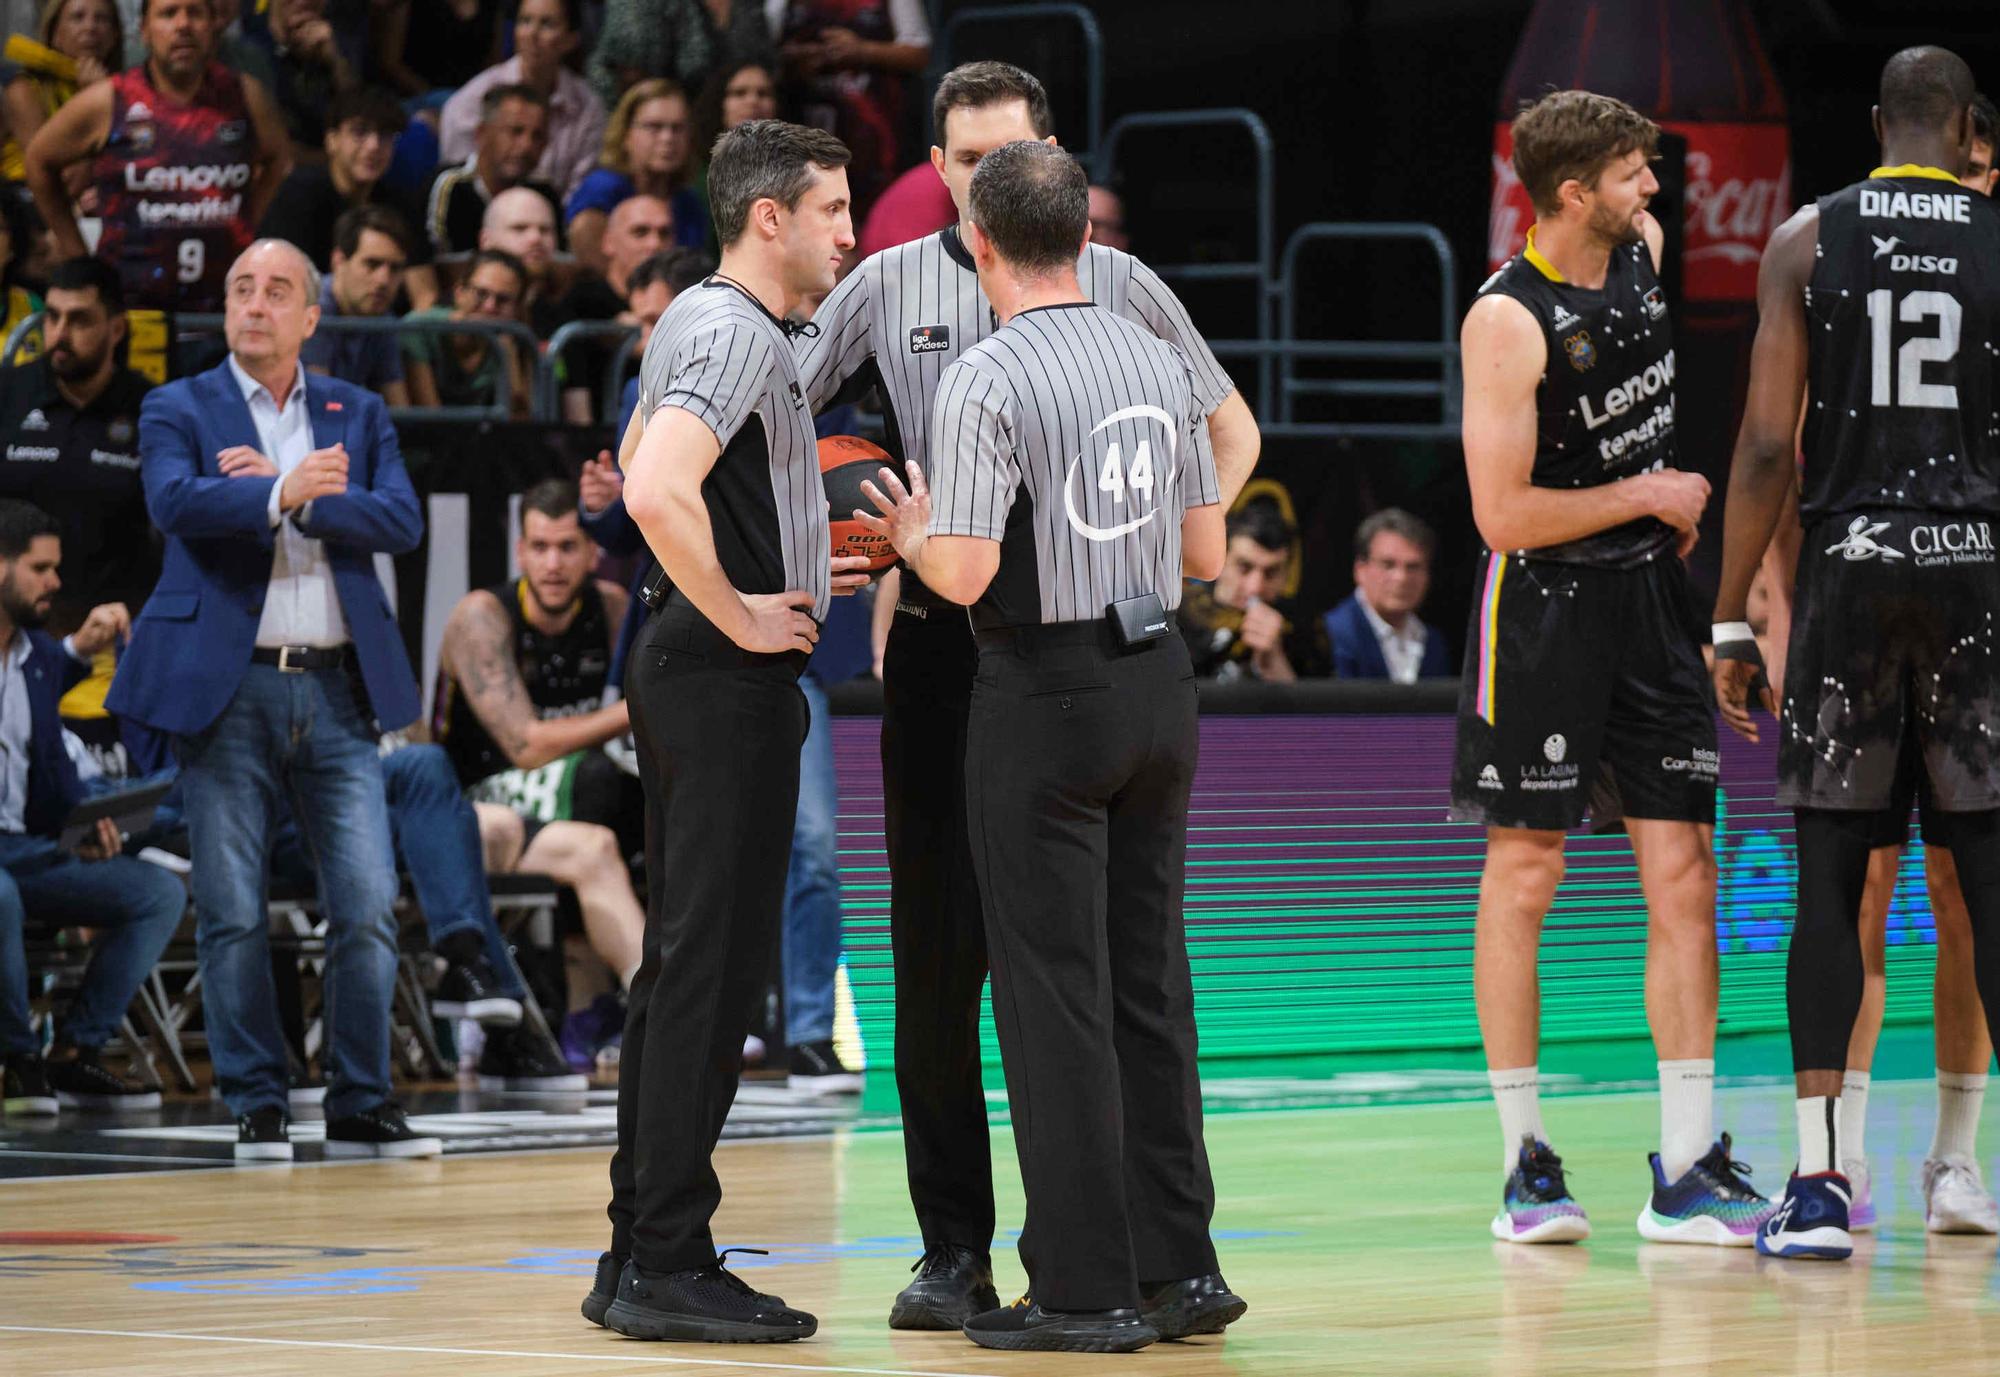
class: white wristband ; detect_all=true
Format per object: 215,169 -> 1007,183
1711,621 -> 1754,645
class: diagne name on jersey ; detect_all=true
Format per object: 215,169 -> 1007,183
1860,188 -> 1971,223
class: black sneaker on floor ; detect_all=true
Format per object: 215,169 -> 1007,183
604,1254 -> 817,1342
1140,1273 -> 1247,1339
582,1250 -> 624,1327
433,956 -> 524,1026
3,1055 -> 57,1116
962,1296 -> 1158,1353
477,1023 -> 588,1092
46,1046 -> 162,1111
235,1106 -> 293,1162
324,1101 -> 443,1159
786,1039 -> 862,1095
889,1243 -> 1000,1330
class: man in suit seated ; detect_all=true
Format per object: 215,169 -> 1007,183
106,237 -> 440,1162
1325,508 -> 1451,683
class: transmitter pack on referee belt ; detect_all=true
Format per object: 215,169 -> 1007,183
1107,593 -> 1171,648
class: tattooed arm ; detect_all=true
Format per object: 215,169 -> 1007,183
440,590 -> 629,771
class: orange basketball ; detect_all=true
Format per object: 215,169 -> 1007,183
819,434 -> 900,573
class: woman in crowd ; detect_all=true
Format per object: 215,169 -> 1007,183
2,0 -> 121,184
692,56 -> 777,158
565,78 -> 706,269
436,0 -> 605,200
584,0 -> 766,114
401,248 -> 533,419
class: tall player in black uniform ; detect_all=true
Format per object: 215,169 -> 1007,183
1454,90 -> 1777,1247
795,62 -> 1258,1328
1713,46 -> 2000,1261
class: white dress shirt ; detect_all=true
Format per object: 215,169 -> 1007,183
231,356 -> 349,649
1357,594 -> 1428,686
0,630 -> 86,834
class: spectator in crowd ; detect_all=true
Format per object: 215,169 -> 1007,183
438,0 -> 605,202
1326,508 -> 1450,683
553,193 -> 668,421
0,258 -> 153,729
566,79 -> 706,269
401,246 -> 532,415
105,238 -> 435,1162
1088,183 -> 1129,252
0,208 -> 46,360
302,206 -> 410,406
432,478 -> 645,1071
370,0 -> 505,104
1968,92 -> 1999,197
23,0 -> 292,314
691,56 -> 777,158
855,155 -> 952,259
477,186 -> 563,334
1177,500 -> 1324,681
1,0 -> 123,183
0,500 -> 185,1118
235,0 -> 357,164
585,0 -> 767,114
774,0 -> 929,213
422,83 -> 563,259
256,86 -> 427,273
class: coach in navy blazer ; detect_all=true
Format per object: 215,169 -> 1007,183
106,240 -> 437,1162
105,350 -> 421,736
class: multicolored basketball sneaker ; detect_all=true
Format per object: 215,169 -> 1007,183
1491,1135 -> 1591,1244
1843,1158 -> 1876,1232
1636,1133 -> 1776,1246
1756,1172 -> 1854,1260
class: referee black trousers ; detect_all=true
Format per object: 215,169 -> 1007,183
607,600 -> 808,1272
965,624 -> 1218,1312
881,607 -> 995,1252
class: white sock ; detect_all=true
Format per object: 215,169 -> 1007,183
1658,1059 -> 1715,1182
1930,1070 -> 1988,1162
1490,1066 -> 1544,1172
1797,1095 -> 1840,1176
1838,1071 -> 1871,1165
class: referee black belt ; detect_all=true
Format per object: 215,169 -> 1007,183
975,620 -> 1160,656
252,644 -> 354,673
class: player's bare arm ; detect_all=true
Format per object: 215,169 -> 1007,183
22,80 -> 113,260
1712,205 -> 1817,740
1462,291 -> 1707,552
624,405 -> 821,654
441,590 -> 629,769
238,74 -> 295,229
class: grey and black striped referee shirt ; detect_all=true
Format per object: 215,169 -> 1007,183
927,303 -> 1222,628
796,225 -> 1233,600
638,278 -> 831,620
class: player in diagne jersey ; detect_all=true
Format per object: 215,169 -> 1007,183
23,0 -> 291,314
1713,46 -> 2000,1262
1453,89 -> 1779,1249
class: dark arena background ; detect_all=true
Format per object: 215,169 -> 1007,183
4,1 -> 2000,1373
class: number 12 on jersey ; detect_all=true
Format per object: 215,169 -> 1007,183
1867,288 -> 1961,409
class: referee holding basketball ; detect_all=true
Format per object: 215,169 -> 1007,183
861,140 -> 1246,1355
796,61 -> 1258,1331
586,120 -> 869,1344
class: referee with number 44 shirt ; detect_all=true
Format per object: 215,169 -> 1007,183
860,140 -> 1246,1356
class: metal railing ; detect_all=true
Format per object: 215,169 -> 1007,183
938,3 -> 1104,157
543,318 -> 642,424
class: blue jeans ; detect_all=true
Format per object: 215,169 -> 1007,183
270,743 -> 525,1000
0,831 -> 186,1057
782,673 -> 842,1045
178,665 -> 400,1120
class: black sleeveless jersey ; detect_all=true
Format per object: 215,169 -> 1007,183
434,579 -> 611,787
1474,235 -> 1677,566
1801,169 -> 2000,519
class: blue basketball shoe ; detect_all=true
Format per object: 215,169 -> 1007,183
1756,1171 -> 1854,1260
1636,1133 -> 1776,1246
1491,1136 -> 1591,1244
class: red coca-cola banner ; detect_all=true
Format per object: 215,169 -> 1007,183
1488,121 -> 1792,303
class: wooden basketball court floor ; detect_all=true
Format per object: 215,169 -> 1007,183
4,1073 -> 1999,1376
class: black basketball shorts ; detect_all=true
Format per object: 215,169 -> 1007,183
1779,510 -> 2000,814
1450,552 -> 1717,832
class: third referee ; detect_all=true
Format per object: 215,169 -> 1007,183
860,140 -> 1246,1354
